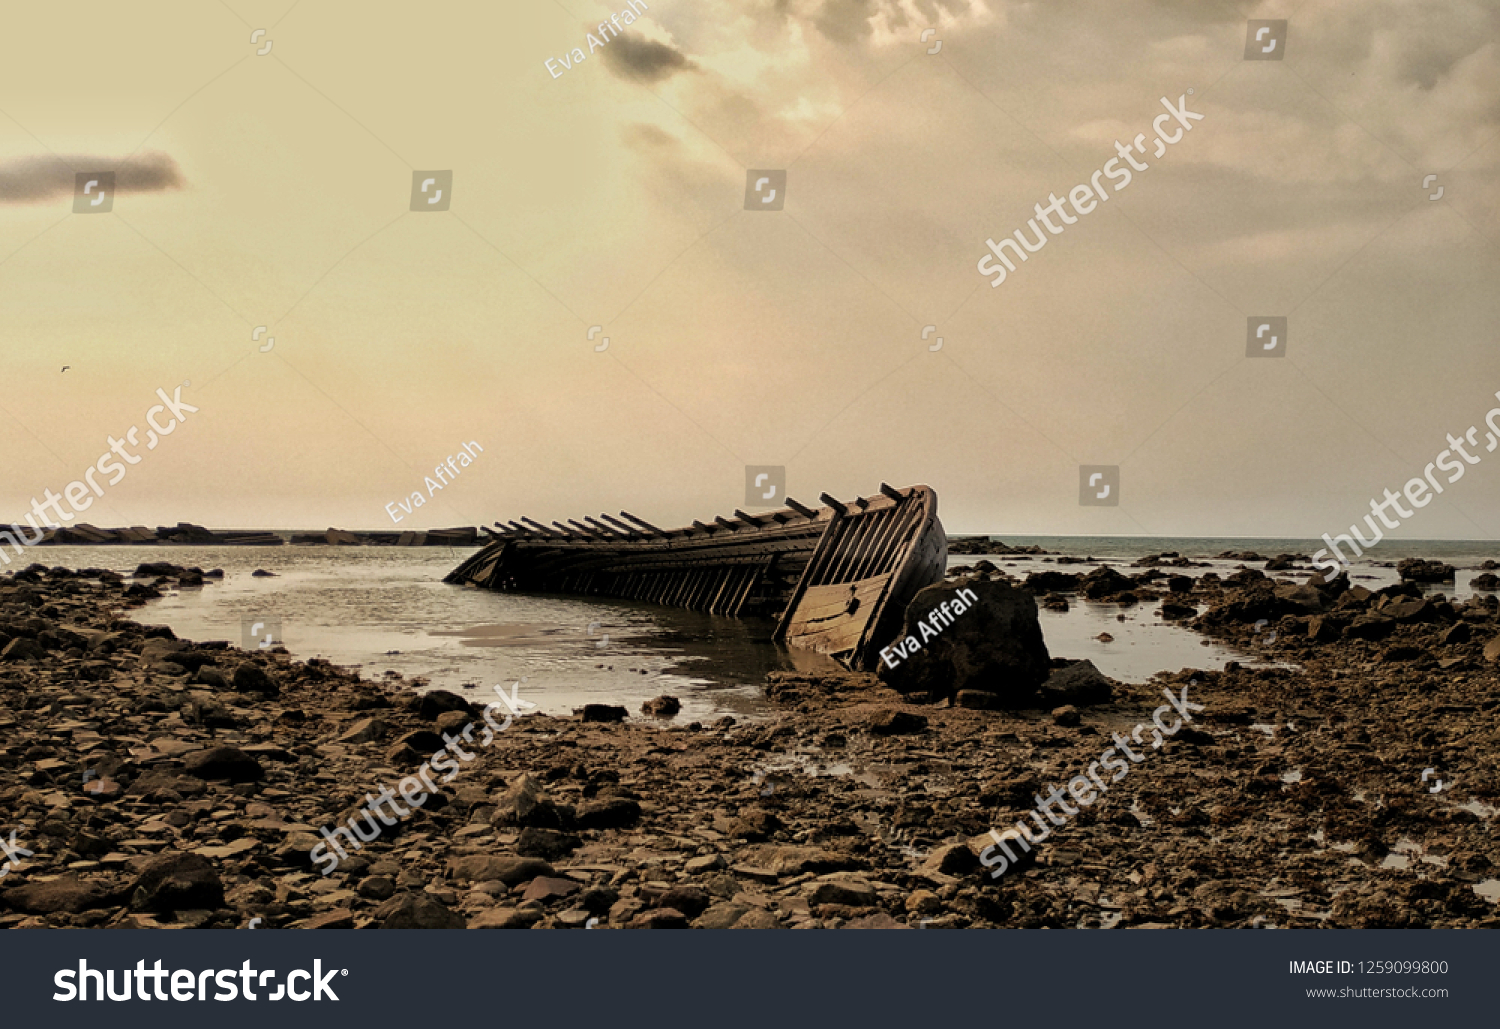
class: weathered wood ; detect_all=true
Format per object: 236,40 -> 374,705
445,484 -> 945,671
600,514 -> 638,536
620,511 -> 663,535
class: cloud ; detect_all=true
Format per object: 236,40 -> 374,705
0,152 -> 185,204
601,34 -> 696,83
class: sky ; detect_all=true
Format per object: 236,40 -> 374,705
1,0 -> 1497,539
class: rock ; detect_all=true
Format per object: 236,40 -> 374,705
139,638 -> 187,666
181,692 -> 237,729
1441,623 -> 1472,646
356,876 -> 396,900
579,704 -> 628,723
374,893 -> 466,928
868,710 -> 927,735
1022,571 -> 1080,594
922,843 -> 979,877
844,912 -> 907,929
193,666 -> 229,689
732,908 -> 781,929
305,909 -> 356,929
744,845 -> 856,876
685,854 -> 727,875
434,710 -> 469,734
470,906 -> 542,929
521,876 -> 580,904
641,695 -> 681,717
490,774 -> 569,829
417,690 -> 475,721
576,797 -> 641,829
729,809 -> 783,841
1383,598 -> 1439,623
1345,614 -> 1396,641
131,852 -> 225,912
2,876 -> 109,914
628,907 -> 689,929
251,569 -> 277,577
0,637 -> 45,661
1051,705 -> 1081,727
1484,636 -> 1500,663
1079,566 -> 1135,599
1470,573 -> 1500,590
1307,615 -> 1345,643
955,689 -> 1002,710
133,561 -> 184,577
338,716 -> 387,744
446,854 -> 554,886
878,577 -> 1050,706
231,662 -> 279,695
695,902 -> 752,929
516,827 -> 581,860
906,890 -> 942,914
271,832 -> 321,869
386,729 -> 444,766
1398,558 -> 1454,583
805,879 -> 878,908
181,746 -> 264,782
1272,584 -> 1325,614
1040,659 -> 1113,705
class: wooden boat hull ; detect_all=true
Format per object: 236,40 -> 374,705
445,484 -> 946,671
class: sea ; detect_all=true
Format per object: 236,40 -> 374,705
30,536 -> 1498,721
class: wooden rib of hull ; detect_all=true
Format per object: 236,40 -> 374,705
444,484 -> 946,671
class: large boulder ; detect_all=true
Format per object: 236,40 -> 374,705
1398,558 -> 1454,583
877,577 -> 1050,706
1079,566 -> 1135,600
130,852 -> 224,912
1040,659 -> 1113,705
1022,570 -> 1081,594
181,746 -> 264,783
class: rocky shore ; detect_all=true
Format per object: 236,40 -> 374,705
1,556 -> 1497,929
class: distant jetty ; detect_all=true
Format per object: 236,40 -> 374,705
29,522 -> 481,547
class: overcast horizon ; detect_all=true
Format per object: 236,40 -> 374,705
2,0 -> 1498,540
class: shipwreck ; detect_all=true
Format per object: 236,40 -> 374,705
445,483 -> 947,671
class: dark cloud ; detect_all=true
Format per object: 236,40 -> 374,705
0,152 -> 184,204
601,34 -> 696,83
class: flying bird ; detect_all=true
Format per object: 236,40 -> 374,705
61,366 -> 70,372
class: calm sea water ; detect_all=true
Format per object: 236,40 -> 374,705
30,537 -> 1496,718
